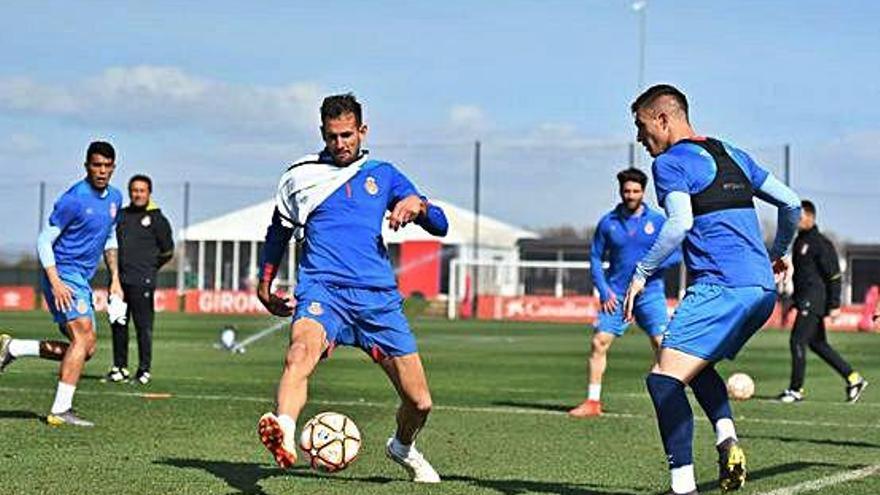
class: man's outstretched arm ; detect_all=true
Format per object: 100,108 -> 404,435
256,208 -> 294,316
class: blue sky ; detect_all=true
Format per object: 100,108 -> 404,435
1,0 -> 878,255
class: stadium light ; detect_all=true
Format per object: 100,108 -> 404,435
633,0 -> 648,91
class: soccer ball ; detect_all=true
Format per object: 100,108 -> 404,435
726,372 -> 755,401
299,412 -> 361,472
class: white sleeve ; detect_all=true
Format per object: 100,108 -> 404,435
274,172 -> 296,229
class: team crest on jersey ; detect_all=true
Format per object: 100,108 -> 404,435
308,302 -> 324,316
644,221 -> 655,235
110,202 -> 118,219
141,215 -> 152,227
364,176 -> 379,195
76,299 -> 88,315
801,243 -> 810,255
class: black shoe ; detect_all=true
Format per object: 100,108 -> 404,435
717,437 -> 746,492
133,370 -> 151,385
102,366 -> 130,383
846,374 -> 868,403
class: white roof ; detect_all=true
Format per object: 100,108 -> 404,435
182,199 -> 537,249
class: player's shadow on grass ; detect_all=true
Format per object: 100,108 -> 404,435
444,475 -> 644,495
490,400 -> 571,413
159,458 -> 645,495
691,460 -> 844,494
157,458 -> 395,495
0,409 -> 42,420
743,433 -> 880,450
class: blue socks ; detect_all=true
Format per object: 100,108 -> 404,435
646,373 -> 693,468
690,366 -> 733,425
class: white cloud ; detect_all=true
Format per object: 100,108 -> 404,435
449,104 -> 489,132
0,133 -> 42,154
0,66 -> 324,136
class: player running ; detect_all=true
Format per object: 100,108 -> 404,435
623,85 -> 800,494
0,141 -> 124,427
255,93 -> 448,483
569,167 -> 679,417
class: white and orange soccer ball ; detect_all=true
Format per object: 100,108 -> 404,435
299,412 -> 362,472
726,372 -> 755,401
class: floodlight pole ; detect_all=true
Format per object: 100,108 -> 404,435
471,140 -> 481,318
636,1 -> 647,91
37,181 -> 46,233
176,181 -> 190,293
783,144 -> 791,186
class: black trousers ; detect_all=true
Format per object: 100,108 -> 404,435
789,310 -> 853,390
111,284 -> 155,373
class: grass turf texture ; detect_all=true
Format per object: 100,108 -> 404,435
0,311 -> 878,494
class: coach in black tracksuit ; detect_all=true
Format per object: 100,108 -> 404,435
107,174 -> 174,385
778,200 -> 867,403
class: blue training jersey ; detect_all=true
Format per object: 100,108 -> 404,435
591,204 -> 677,299
298,160 -> 427,289
47,179 -> 123,280
652,137 -> 774,290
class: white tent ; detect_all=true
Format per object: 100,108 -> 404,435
179,198 -> 537,291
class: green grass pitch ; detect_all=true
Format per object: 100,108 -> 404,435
0,311 -> 878,494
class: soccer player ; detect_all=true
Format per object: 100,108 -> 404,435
569,167 -> 680,418
255,94 -> 448,482
777,200 -> 867,403
623,85 -> 800,494
0,141 -> 124,427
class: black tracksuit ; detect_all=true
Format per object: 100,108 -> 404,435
788,225 -> 852,390
112,202 -> 174,373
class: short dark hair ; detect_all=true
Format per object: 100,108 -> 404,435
320,93 -> 362,125
86,141 -> 115,162
617,167 -> 648,189
129,174 -> 153,192
630,84 -> 689,119
801,199 -> 816,216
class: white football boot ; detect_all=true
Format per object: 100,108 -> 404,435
385,437 -> 441,483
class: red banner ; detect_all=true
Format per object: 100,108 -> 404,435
0,286 -> 36,311
477,295 -> 600,323
91,289 -> 180,313
38,288 -> 180,313
184,290 -> 269,314
475,295 -> 873,331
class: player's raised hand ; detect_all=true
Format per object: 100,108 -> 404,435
623,276 -> 646,323
601,292 -> 619,314
257,281 -> 293,317
388,195 -> 425,231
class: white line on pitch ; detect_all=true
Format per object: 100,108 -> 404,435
757,464 -> 880,495
0,386 -> 876,428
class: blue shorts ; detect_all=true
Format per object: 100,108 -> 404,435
293,280 -> 417,361
662,283 -> 776,362
596,289 -> 668,337
41,270 -> 96,327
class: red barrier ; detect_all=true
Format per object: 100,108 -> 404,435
184,290 -> 269,314
476,294 -> 870,331
91,288 -> 180,313
477,295 -> 599,323
397,241 -> 441,299
0,286 -> 36,311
